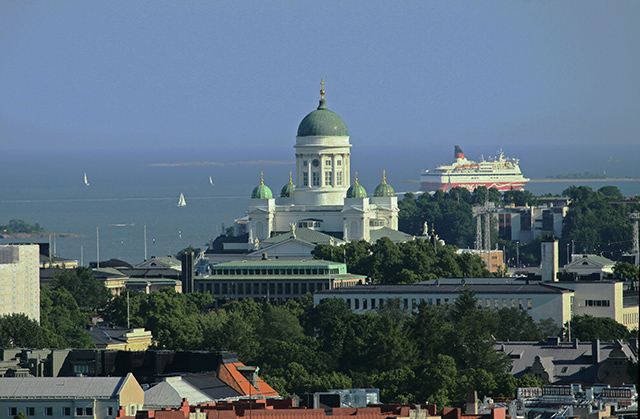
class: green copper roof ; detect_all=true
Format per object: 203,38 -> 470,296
346,183 -> 367,198
252,184 -> 273,199
297,99 -> 349,137
280,182 -> 296,198
280,171 -> 296,198
374,182 -> 395,197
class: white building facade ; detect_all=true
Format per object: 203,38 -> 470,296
242,81 -> 399,243
0,244 -> 40,322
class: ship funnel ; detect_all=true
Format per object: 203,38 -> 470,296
454,145 -> 466,160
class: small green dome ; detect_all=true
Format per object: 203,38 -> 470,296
280,171 -> 296,198
251,172 -> 273,199
297,82 -> 348,137
346,172 -> 367,198
374,171 -> 395,197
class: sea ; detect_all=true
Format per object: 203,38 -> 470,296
2,143 -> 639,266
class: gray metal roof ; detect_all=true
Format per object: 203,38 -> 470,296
495,340 -> 638,384
0,374 -> 131,399
315,282 -> 571,295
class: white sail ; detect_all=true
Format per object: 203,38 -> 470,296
84,173 -> 89,186
177,193 -> 187,207
209,176 -> 214,186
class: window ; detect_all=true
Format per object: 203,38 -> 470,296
336,172 -> 342,185
77,408 -> 84,416
346,298 -> 351,308
485,298 -> 490,308
494,298 -> 499,309
412,298 -> 417,309
9,408 -> 17,417
502,298 -> 507,308
63,407 -> 71,416
336,159 -> 342,166
371,299 -> 376,309
324,171 -> 332,186
325,159 -> 331,166
511,298 -> 516,308
108,407 -> 113,416
363,299 -> 368,309
27,407 -> 35,416
85,408 -> 93,416
312,172 -> 320,186
45,407 -> 53,416
303,160 -> 308,167
519,298 -> 524,309
303,172 -> 309,186
355,299 -> 360,309
436,299 -> 441,306
527,298 -> 532,309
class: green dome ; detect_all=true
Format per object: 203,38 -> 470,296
374,171 -> 395,197
280,172 -> 296,198
251,173 -> 273,199
297,99 -> 348,137
374,182 -> 395,197
346,177 -> 367,198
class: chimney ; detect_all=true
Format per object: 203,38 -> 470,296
592,339 -> 601,364
540,235 -> 558,282
573,338 -> 579,349
466,390 -> 478,414
262,253 -> 268,260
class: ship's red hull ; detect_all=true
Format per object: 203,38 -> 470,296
420,180 -> 528,192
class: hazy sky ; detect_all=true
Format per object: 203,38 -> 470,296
1,1 -> 638,152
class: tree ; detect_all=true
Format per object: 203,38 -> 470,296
495,308 -> 543,341
612,262 -> 639,280
568,315 -> 630,342
0,313 -> 48,348
537,318 -> 561,338
40,286 -> 94,348
175,245 -> 202,262
53,267 -> 111,311
502,189 -> 538,207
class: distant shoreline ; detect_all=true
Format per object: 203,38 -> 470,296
529,178 -> 640,183
0,233 -> 83,239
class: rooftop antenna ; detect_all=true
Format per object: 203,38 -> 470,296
144,224 -> 148,261
96,226 -> 100,269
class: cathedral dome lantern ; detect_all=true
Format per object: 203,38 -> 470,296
297,80 -> 348,137
346,172 -> 367,198
251,172 -> 273,199
280,171 -> 296,198
374,170 -> 395,197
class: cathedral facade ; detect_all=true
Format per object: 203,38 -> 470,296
243,81 -> 399,243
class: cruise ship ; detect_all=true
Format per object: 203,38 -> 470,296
420,146 -> 529,192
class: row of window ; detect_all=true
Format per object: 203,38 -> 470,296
198,281 -> 329,296
209,267 -> 339,276
584,299 -> 610,307
481,297 -> 533,310
8,407 -> 109,417
303,159 -> 343,167
302,171 -> 344,187
344,297 -> 534,311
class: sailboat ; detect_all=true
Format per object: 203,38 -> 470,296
209,176 -> 214,186
84,173 -> 89,186
177,193 -> 187,207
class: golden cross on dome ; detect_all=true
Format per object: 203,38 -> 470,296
289,170 -> 293,184
260,171 -> 264,185
320,79 -> 325,100
382,170 -> 387,184
354,171 -> 359,185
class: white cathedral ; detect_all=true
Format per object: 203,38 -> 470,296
242,81 -> 401,243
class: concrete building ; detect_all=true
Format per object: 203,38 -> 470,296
0,244 -> 40,322
196,260 -> 366,304
314,279 -> 575,327
0,373 -> 144,419
86,324 -> 153,351
314,276 -> 639,331
564,254 -> 616,280
496,200 -> 569,244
